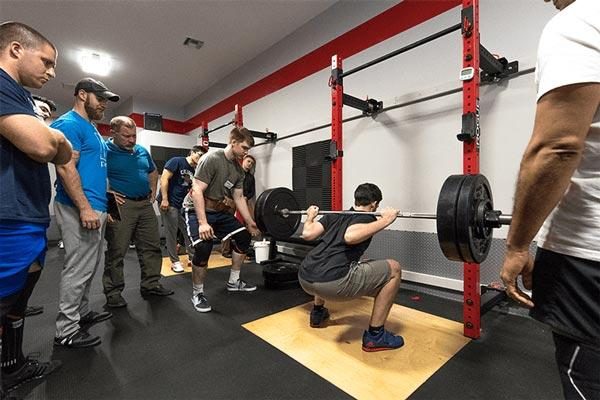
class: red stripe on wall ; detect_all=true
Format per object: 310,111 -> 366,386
184,0 -> 460,131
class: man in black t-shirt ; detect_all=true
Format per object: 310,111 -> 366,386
299,183 -> 404,352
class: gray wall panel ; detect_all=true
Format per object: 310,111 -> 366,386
364,230 -> 537,288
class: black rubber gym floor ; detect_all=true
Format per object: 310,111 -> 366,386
12,246 -> 563,399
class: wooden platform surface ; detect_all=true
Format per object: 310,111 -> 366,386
243,298 -> 470,400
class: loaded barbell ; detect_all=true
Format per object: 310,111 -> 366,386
254,174 -> 512,264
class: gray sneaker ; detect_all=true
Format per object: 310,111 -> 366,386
191,293 -> 211,312
227,279 -> 257,292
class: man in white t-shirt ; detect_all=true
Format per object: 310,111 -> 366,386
500,0 -> 599,398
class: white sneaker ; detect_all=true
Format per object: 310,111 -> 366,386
58,240 -> 64,249
171,261 -> 184,273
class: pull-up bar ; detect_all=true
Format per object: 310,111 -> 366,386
342,23 -> 462,78
204,120 -> 235,136
252,67 -> 534,147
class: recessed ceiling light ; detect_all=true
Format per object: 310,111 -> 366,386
183,37 -> 204,50
78,50 -> 113,76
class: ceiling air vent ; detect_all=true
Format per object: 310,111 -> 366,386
183,37 -> 204,50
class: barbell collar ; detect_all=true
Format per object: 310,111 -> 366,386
483,210 -> 512,228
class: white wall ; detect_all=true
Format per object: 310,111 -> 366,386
136,129 -> 198,153
187,0 -> 557,240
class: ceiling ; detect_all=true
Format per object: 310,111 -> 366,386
1,0 -> 337,115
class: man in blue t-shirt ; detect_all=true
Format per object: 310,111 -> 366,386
0,21 -> 71,394
52,77 -> 120,349
299,183 -> 404,352
103,116 -> 174,308
158,145 -> 206,272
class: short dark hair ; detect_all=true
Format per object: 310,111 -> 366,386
0,21 -> 55,51
32,94 -> 56,112
229,127 -> 255,147
354,183 -> 382,206
190,145 -> 207,155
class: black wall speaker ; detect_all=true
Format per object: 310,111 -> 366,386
144,113 -> 163,131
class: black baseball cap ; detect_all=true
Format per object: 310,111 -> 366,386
74,77 -> 120,102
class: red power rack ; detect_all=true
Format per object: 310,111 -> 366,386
329,0 -> 491,339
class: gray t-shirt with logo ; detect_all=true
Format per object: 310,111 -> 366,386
182,149 -> 244,210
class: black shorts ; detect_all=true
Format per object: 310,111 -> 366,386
530,248 -> 600,349
182,208 -> 246,246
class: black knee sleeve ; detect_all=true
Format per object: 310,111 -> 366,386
11,270 -> 41,317
231,231 -> 251,254
192,241 -> 213,266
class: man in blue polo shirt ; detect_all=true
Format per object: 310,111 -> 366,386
103,116 -> 174,309
53,77 -> 119,348
0,21 -> 71,394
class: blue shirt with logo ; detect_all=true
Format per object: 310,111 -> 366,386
52,111 -> 108,212
0,68 -> 52,224
106,140 -> 156,198
157,157 -> 194,209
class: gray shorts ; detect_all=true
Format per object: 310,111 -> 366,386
299,259 -> 391,301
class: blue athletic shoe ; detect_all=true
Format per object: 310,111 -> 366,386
361,329 -> 404,352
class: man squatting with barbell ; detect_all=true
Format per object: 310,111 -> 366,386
298,183 -> 404,352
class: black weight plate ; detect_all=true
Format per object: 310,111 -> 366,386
255,188 -> 301,239
436,175 -> 467,262
263,262 -> 299,282
254,189 -> 269,232
455,174 -> 494,264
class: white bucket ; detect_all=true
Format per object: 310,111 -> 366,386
253,240 -> 270,263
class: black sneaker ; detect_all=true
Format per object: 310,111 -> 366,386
226,279 -> 257,292
54,330 -> 101,348
2,356 -> 62,392
140,284 -> 174,297
191,293 -> 212,313
24,305 -> 44,317
310,307 -> 330,328
106,293 -> 128,308
80,310 -> 113,326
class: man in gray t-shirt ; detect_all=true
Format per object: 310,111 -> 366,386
182,127 -> 260,313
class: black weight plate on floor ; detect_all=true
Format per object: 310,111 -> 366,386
455,174 -> 494,264
436,174 -> 467,262
255,188 -> 301,239
263,262 -> 299,282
